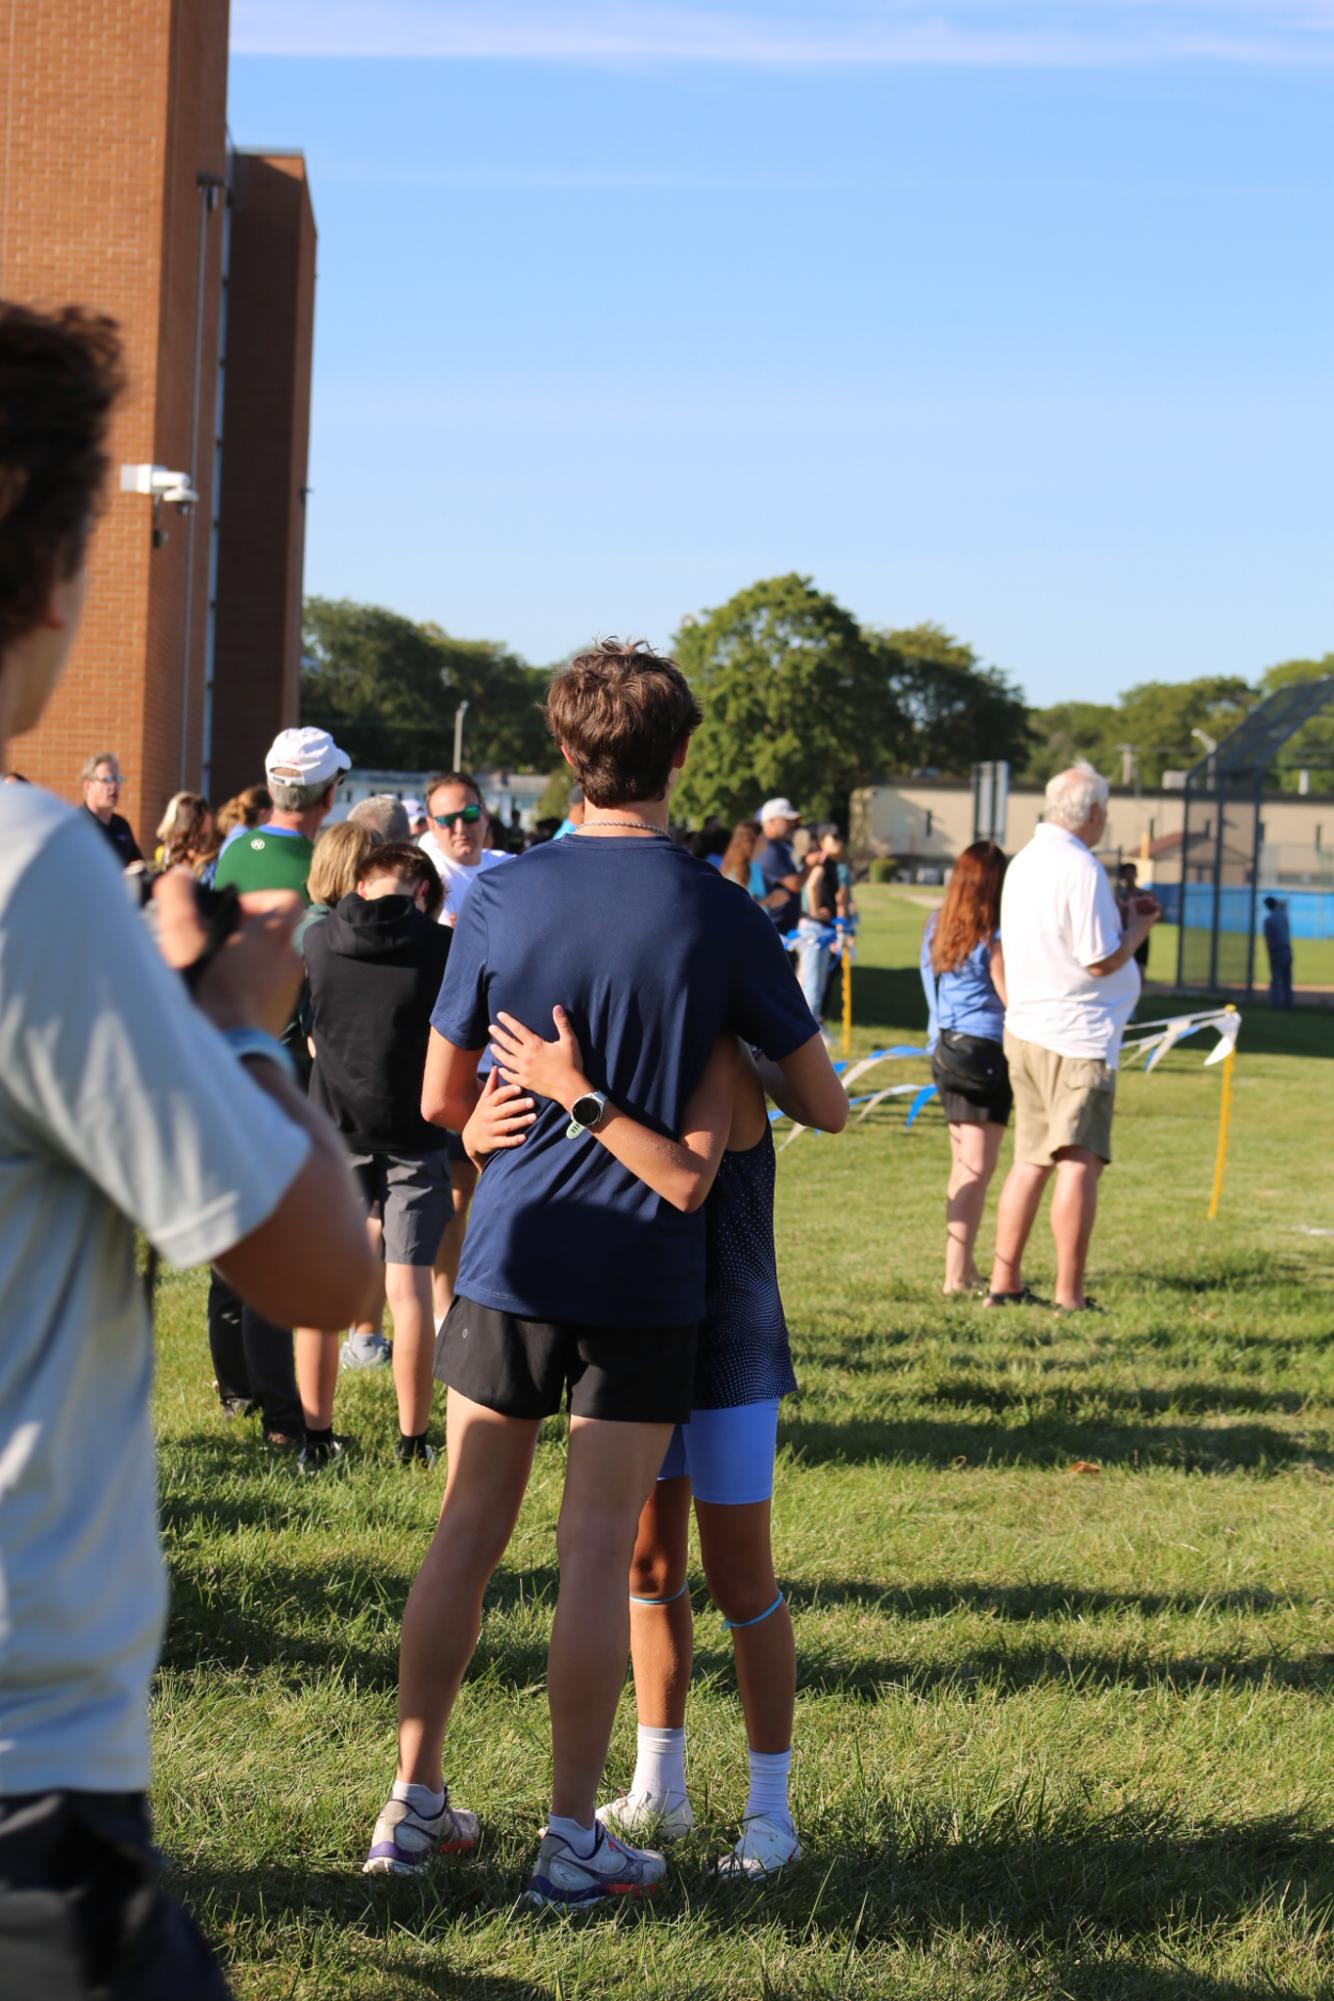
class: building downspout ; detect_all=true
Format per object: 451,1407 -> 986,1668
200,161 -> 232,798
179,169 -> 224,789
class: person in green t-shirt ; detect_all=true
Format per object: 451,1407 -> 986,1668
209,726 -> 351,1464
214,726 -> 350,903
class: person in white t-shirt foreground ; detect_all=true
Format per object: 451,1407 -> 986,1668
0,301 -> 375,1998
417,770 -> 513,1320
985,762 -> 1161,1313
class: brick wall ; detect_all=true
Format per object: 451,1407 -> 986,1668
3,0 -> 234,848
210,151 -> 317,802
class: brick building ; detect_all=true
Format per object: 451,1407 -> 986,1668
0,0 -> 316,843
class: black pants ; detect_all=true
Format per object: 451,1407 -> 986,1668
0,1791 -> 232,2001
206,1271 -> 302,1437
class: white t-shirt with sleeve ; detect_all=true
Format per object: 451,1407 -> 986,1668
1000,822 -> 1140,1065
0,785 -> 311,1795
417,832 -> 512,924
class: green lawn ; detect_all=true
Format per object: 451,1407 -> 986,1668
1145,922 -> 1334,992
151,887 -> 1334,1999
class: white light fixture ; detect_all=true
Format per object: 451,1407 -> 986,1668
120,463 -> 199,507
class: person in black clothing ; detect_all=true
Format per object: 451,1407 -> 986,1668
301,842 -> 451,1466
79,750 -> 142,864
1117,862 -> 1152,971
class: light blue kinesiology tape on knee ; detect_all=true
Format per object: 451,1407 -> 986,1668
629,1581 -> 690,1607
722,1591 -> 784,1632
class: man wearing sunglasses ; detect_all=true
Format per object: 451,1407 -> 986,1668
418,770 -> 511,928
417,772 -> 513,1324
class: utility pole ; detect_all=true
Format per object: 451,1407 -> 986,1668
453,699 -> 469,771
1118,743 -> 1134,788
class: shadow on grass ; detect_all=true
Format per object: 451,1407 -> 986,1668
780,1411 -> 1329,1473
782,1639 -> 1334,1699
926,1376 -> 1317,1417
177,1813 -> 1334,1979
850,962 -> 931,1037
781,1578 -> 1302,1620
160,1557 -> 563,1694
1056,1971 -> 1302,2001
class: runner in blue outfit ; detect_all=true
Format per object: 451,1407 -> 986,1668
476,1004 -> 846,1879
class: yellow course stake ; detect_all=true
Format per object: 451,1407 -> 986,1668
841,944 -> 853,1060
1206,1004 -> 1238,1221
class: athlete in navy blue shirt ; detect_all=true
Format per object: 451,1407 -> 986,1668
429,832 -> 813,1328
364,641 -> 844,1912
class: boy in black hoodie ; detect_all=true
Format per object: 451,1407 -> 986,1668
302,844 -> 451,1464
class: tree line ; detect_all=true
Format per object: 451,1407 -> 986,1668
301,584 -> 1331,826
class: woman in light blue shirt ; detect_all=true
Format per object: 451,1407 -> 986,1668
919,841 -> 1010,1294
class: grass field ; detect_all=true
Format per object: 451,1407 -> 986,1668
1144,923 -> 1334,993
150,887 -> 1334,2000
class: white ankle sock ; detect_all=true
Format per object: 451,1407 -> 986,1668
391,1779 -> 444,1816
547,1813 -> 598,1858
744,1747 -> 793,1829
631,1724 -> 687,1806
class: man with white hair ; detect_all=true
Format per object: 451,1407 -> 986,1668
349,794 -> 411,843
985,762 -> 1161,1312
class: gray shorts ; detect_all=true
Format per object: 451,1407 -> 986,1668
349,1149 -> 452,1266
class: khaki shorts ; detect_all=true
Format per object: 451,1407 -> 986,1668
1003,1032 -> 1117,1165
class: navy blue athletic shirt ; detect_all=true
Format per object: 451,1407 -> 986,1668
432,832 -> 816,1327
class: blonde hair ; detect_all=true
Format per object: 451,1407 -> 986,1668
308,820 -> 380,906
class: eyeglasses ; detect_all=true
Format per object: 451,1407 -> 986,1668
432,803 -> 481,829
91,773 -> 123,786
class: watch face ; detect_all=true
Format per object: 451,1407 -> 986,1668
572,1092 -> 603,1128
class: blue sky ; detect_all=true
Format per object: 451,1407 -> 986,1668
227,3 -> 1334,707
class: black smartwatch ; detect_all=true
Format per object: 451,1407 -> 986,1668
565,1089 -> 608,1139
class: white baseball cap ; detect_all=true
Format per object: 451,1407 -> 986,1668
401,797 -> 425,820
757,796 -> 800,823
264,726 -> 351,788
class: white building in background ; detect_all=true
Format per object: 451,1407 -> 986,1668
330,767 -> 551,830
852,778 -> 1333,887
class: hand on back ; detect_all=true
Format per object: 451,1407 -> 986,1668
489,1005 -> 589,1112
461,1067 -> 537,1167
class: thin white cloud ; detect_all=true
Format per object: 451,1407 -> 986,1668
230,0 -> 1334,66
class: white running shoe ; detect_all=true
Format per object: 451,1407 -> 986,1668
340,1330 -> 391,1370
362,1791 -> 480,1875
596,1790 -> 695,1843
717,1814 -> 801,1880
523,1822 -> 667,1908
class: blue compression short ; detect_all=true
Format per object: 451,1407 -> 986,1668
657,1399 -> 781,1506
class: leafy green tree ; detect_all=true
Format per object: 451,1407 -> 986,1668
872,622 -> 1032,776
1256,655 -> 1334,791
1020,700 -> 1123,784
671,575 -> 905,825
1114,677 -> 1253,786
300,597 -> 551,774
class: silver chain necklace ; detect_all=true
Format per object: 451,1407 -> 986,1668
577,817 -> 666,837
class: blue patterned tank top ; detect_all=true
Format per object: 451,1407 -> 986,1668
693,1120 -> 797,1410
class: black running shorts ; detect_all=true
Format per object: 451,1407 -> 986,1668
435,1295 -> 697,1425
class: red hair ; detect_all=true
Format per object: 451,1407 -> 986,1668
931,841 -> 1007,974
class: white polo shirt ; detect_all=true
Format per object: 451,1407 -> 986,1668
1000,822 -> 1140,1065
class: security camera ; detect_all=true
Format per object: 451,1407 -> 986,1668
120,464 -> 199,508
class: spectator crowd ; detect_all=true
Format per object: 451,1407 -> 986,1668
0,299 -> 1229,1996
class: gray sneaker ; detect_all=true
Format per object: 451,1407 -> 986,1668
339,1329 -> 391,1370
523,1823 -> 666,1908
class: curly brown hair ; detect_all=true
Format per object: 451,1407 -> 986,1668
0,303 -> 124,657
545,639 -> 702,807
